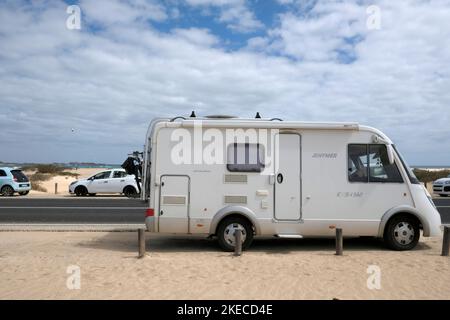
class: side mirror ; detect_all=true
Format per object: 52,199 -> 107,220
387,144 -> 395,165
372,135 -> 395,165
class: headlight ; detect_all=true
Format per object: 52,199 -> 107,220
445,181 -> 450,185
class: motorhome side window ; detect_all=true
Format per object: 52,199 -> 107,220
227,143 -> 265,172
348,144 -> 369,182
348,144 -> 403,183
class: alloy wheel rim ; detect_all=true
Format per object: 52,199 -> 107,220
3,186 -> 13,196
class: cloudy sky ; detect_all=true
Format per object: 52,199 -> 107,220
0,0 -> 449,165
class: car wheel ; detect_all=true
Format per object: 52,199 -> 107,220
18,191 -> 29,196
74,186 -> 88,197
217,216 -> 254,252
123,186 -> 138,198
384,214 -> 420,251
1,185 -> 15,197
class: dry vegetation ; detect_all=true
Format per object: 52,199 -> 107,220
413,169 -> 450,183
21,164 -> 79,193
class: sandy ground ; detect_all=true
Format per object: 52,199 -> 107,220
25,168 -> 115,197
0,232 -> 449,300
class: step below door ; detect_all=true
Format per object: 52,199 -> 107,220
158,175 -> 190,233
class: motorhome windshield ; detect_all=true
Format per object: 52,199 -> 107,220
392,145 -> 420,184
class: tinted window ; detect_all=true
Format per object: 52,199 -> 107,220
113,171 -> 127,178
227,143 -> 265,172
92,171 -> 111,180
11,170 -> 29,182
348,144 -> 404,183
368,145 -> 403,183
348,144 -> 368,182
0,170 -> 6,177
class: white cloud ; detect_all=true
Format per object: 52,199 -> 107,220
0,0 -> 449,165
80,0 -> 167,26
184,0 -> 264,33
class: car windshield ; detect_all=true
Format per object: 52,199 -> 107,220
11,170 -> 29,182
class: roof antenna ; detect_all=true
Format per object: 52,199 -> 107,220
255,112 -> 261,119
190,110 -> 196,118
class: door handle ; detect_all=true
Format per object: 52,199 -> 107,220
120,179 -> 125,182
104,181 -> 108,183
277,173 -> 284,184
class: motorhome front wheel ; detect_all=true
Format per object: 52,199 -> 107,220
384,215 -> 420,251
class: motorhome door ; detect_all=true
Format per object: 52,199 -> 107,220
158,175 -> 190,233
274,133 -> 301,220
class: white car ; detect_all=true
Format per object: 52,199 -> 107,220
433,174 -> 450,197
69,169 -> 139,198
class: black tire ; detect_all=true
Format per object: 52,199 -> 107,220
18,191 -> 29,196
74,186 -> 88,197
123,186 -> 137,198
384,214 -> 420,251
1,185 -> 15,197
216,216 -> 254,252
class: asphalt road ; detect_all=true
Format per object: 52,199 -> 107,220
0,197 -> 449,224
0,198 -> 147,224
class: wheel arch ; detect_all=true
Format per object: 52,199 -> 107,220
1,184 -> 15,192
75,184 -> 88,191
378,206 -> 429,237
209,206 -> 261,236
123,185 -> 138,194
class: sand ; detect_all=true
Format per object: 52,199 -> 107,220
0,232 -> 449,300
25,168 -> 115,197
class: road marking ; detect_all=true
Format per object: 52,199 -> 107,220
0,207 -> 146,209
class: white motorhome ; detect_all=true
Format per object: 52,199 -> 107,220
142,115 -> 442,251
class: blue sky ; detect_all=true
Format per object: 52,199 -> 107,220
1,0 -> 450,165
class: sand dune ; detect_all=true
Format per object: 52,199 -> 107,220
25,168 -> 114,197
0,232 -> 449,299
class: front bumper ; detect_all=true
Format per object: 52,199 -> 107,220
433,184 -> 450,195
69,184 -> 77,194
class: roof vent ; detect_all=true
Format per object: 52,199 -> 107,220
190,111 -> 196,118
255,112 -> 261,119
204,115 -> 237,119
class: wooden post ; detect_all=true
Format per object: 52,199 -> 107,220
138,228 -> 145,258
335,228 -> 343,256
54,183 -> 58,194
442,226 -> 450,257
234,229 -> 242,256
